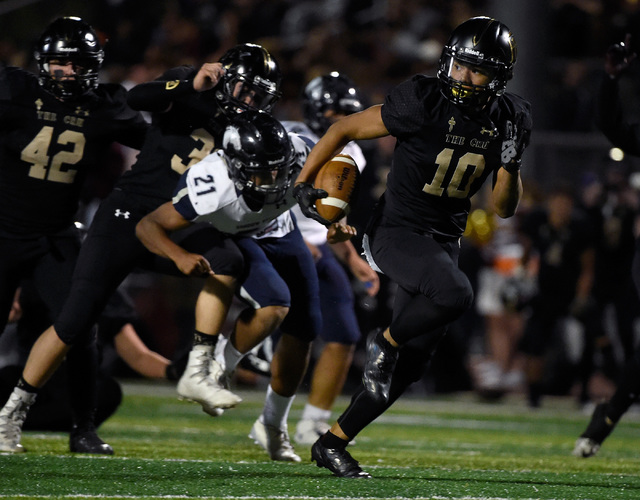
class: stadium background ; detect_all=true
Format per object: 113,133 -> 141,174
0,0 -> 639,398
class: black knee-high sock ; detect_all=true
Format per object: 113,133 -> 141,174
66,340 -> 98,430
337,342 -> 435,439
608,353 -> 640,422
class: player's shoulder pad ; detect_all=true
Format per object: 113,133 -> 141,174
0,66 -> 39,99
94,83 -> 145,119
290,132 -> 315,152
281,120 -> 312,136
500,93 -> 532,124
288,133 -> 312,171
183,150 -> 237,213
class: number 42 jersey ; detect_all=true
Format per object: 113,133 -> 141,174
0,65 -> 148,238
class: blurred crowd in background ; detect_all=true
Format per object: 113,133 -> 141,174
2,0 -> 640,408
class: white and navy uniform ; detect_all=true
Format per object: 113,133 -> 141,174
173,133 -> 321,342
282,120 -> 368,344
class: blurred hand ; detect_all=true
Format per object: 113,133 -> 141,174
193,62 -> 225,92
327,222 -> 356,243
605,34 -> 637,78
175,252 -> 215,277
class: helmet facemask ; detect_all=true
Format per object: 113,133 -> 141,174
438,49 -> 506,111
229,154 -> 293,210
217,70 -> 281,116
36,55 -> 103,100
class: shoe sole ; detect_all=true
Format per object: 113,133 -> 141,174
177,393 -> 242,410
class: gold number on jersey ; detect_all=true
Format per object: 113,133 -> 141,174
21,126 -> 86,183
422,148 -> 485,199
171,128 -> 215,174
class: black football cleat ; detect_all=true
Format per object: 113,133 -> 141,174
311,439 -> 371,478
572,402 -> 616,458
69,425 -> 114,455
362,331 -> 398,403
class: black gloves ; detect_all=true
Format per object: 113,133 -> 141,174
605,34 -> 636,79
292,183 -> 332,226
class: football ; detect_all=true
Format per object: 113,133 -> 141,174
313,154 -> 359,223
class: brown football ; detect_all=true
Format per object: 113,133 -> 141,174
314,154 -> 359,223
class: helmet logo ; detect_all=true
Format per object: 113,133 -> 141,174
222,125 -> 242,150
268,156 -> 285,165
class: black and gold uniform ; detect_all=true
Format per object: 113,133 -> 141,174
0,16 -> 148,454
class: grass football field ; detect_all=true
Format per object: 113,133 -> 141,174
1,381 -> 639,500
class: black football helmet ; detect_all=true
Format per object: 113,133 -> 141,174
34,17 -> 104,101
215,43 -> 282,117
437,16 -> 516,112
302,72 -> 363,135
222,110 -> 295,210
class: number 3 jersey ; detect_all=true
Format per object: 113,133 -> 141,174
173,133 -> 310,239
379,75 -> 532,239
0,65 -> 148,238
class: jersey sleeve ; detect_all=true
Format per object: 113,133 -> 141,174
101,84 -> 149,150
289,133 -> 312,182
172,151 -> 237,221
127,65 -> 198,113
381,76 -> 427,137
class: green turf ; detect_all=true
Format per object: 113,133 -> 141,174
1,381 -> 639,500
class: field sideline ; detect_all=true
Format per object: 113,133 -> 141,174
1,380 -> 639,500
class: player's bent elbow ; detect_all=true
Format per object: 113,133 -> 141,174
493,202 -> 519,219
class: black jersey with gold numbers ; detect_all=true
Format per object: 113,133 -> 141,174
380,75 -> 532,239
116,66 -> 226,205
0,66 -> 148,238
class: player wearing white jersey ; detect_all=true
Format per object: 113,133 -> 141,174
137,110 -> 354,461
281,73 -> 379,445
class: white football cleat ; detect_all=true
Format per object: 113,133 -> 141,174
177,346 -> 242,415
249,419 -> 301,462
573,437 -> 601,458
294,419 -> 331,445
0,388 -> 36,453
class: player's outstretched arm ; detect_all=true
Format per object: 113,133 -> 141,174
127,63 -> 225,113
296,105 -> 388,186
295,105 -> 388,224
136,202 -> 214,277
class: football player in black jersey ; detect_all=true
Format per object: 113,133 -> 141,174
574,35 -> 640,458
294,16 -> 532,478
0,17 -> 148,454
0,42 -> 282,453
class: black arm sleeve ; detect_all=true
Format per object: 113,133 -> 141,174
595,75 -> 640,155
127,79 -> 196,113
